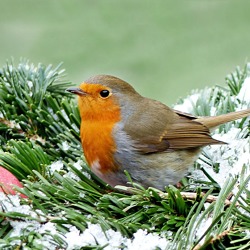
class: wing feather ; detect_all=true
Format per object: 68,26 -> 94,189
124,100 -> 225,154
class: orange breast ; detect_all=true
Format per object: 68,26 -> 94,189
80,121 -> 118,173
78,88 -> 121,173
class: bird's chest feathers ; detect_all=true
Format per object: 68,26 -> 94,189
80,114 -> 120,173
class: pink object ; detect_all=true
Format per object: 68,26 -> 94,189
0,166 -> 27,198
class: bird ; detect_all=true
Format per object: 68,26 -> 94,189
67,75 -> 250,190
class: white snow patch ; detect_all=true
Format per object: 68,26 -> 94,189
48,107 -> 59,121
27,80 -> 33,89
237,77 -> 250,102
72,123 -> 80,133
193,212 -> 213,245
174,92 -> 200,113
25,64 -> 30,70
62,160 -> 85,181
9,221 -> 60,250
8,65 -> 13,73
0,193 -> 45,220
74,160 -> 91,179
63,224 -> 170,250
62,141 -> 70,151
48,161 -> 64,174
61,109 -> 70,123
191,126 -> 250,188
126,229 -> 170,250
73,160 -> 83,170
0,193 -> 60,249
1,194 -> 171,249
63,171 -> 81,181
71,160 -> 91,179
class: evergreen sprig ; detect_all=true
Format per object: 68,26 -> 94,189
0,60 -> 249,249
0,60 -> 82,179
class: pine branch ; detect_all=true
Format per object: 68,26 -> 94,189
0,60 -> 249,249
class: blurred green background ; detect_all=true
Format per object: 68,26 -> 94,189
0,0 -> 250,105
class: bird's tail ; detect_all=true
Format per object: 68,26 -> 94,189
195,109 -> 250,129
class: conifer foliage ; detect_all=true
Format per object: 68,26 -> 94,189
0,60 -> 249,249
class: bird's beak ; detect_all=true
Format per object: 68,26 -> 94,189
66,87 -> 86,96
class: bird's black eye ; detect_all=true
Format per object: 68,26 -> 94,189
100,90 -> 110,98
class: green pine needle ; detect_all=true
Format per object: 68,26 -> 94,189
0,60 -> 249,249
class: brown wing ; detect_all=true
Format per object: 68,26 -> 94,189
164,115 -> 224,150
124,100 -> 224,154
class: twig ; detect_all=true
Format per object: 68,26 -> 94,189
160,191 -> 235,206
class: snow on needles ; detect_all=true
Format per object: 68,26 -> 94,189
195,126 -> 250,188
237,77 -> 250,102
0,193 -> 57,249
1,75 -> 250,249
174,76 -> 250,246
175,76 -> 250,188
64,225 -> 170,250
0,193 -> 170,250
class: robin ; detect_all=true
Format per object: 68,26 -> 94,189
67,75 -> 250,190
